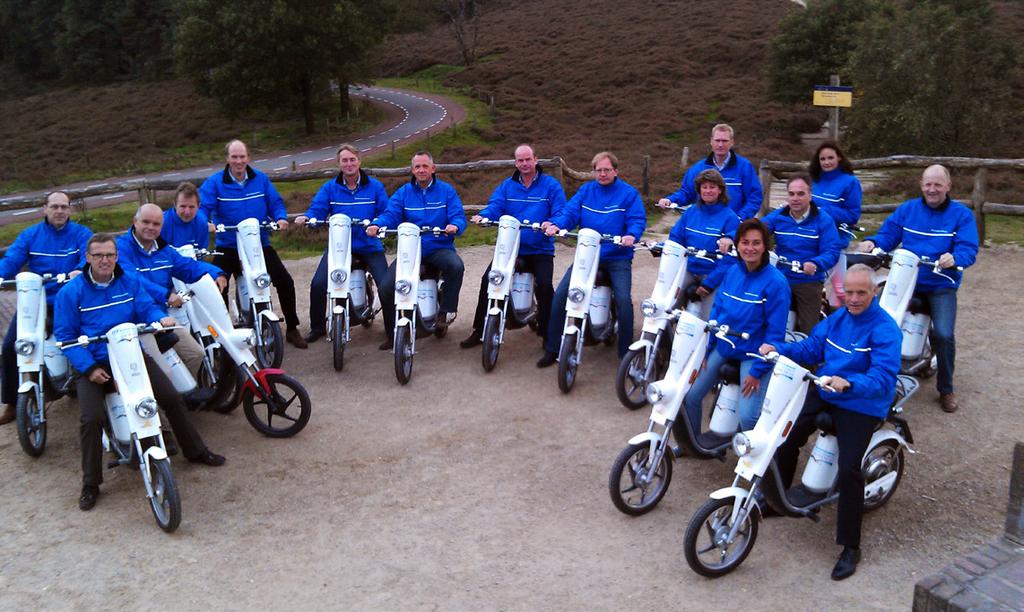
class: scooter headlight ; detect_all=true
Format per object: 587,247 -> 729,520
395,280 -> 412,295
254,273 -> 272,289
330,269 -> 347,284
568,287 -> 586,304
640,299 -> 658,318
645,381 -> 664,405
14,339 -> 35,356
488,270 -> 505,286
732,432 -> 753,457
135,397 -> 159,419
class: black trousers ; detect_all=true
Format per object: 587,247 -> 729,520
469,254 -> 554,343
775,391 -> 881,548
76,354 -> 208,487
214,246 -> 300,328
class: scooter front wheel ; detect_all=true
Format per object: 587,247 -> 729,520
684,496 -> 758,577
608,441 -> 672,515
394,326 -> 414,385
242,372 -> 312,437
481,313 -> 501,372
615,347 -> 651,410
147,457 -> 181,533
331,311 -> 346,372
557,331 -> 579,394
15,390 -> 46,457
255,316 -> 284,369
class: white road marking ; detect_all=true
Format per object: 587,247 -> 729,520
12,209 -> 36,216
274,167 -> 287,171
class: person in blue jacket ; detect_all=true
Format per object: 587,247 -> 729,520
367,151 -> 467,349
760,264 -> 902,581
658,168 -> 740,318
537,151 -> 647,365
676,218 -> 790,445
762,174 -> 841,335
809,141 -> 863,307
460,144 -> 566,350
858,164 -> 979,413
0,191 -> 92,425
658,123 -> 764,220
116,203 -> 228,378
161,182 -> 211,249
199,139 -> 306,349
295,144 -> 392,344
54,234 -> 224,511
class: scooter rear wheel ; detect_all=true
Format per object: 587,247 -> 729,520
608,441 -> 672,515
255,316 -> 284,369
331,311 -> 345,372
15,390 -> 46,458
148,457 -> 181,533
862,439 -> 905,512
481,313 -> 501,372
242,372 -> 312,438
684,496 -> 758,577
394,326 -> 414,385
198,347 -> 238,413
615,347 -> 650,410
557,330 -> 579,394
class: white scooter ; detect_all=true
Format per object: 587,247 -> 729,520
214,218 -> 284,369
474,215 -> 542,372
177,274 -> 311,437
615,241 -> 720,409
609,311 -> 749,515
1,273 -> 73,457
57,322 -> 184,533
682,352 -> 915,577
305,215 -> 377,371
553,228 -> 623,394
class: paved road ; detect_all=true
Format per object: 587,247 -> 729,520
0,86 -> 463,225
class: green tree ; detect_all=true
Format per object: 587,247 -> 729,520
174,0 -> 399,134
767,0 -> 877,104
845,0 -> 1019,155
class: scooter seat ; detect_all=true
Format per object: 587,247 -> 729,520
513,257 -> 532,273
155,330 -> 179,353
845,252 -> 883,270
814,411 -> 837,436
908,295 -> 931,316
419,262 -> 442,280
594,268 -> 611,287
682,283 -> 702,303
351,253 -> 368,270
718,361 -> 741,385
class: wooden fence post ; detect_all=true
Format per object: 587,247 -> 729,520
137,188 -> 147,204
641,154 -> 651,199
680,146 -> 690,172
972,167 -> 987,246
758,159 -> 773,217
553,156 -> 565,186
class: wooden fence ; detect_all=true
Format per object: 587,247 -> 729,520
758,155 -> 1024,244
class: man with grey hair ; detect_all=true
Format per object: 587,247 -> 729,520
760,262 -> 902,580
858,164 -> 979,413
659,123 -> 763,219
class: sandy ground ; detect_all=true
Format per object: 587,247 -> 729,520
1,243 -> 1022,611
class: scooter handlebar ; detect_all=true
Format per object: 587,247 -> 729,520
710,321 -> 750,340
214,221 -> 282,232
0,272 -> 73,287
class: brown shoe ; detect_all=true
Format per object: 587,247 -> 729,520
0,404 -> 14,425
940,392 -> 958,413
286,327 -> 308,349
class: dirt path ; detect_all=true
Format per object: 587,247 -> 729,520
2,244 -> 1021,610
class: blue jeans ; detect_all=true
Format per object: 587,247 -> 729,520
308,250 -> 390,335
681,348 -> 769,435
544,258 -> 634,357
920,288 -> 957,394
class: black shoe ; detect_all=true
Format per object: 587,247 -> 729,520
304,330 -> 326,344
831,546 -> 861,580
183,387 -> 216,410
378,338 -> 393,351
163,432 -> 179,457
188,450 -> 226,466
460,332 -> 482,349
695,431 -> 733,450
536,351 -> 557,368
79,485 -> 99,511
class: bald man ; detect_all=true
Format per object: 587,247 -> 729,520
859,165 -> 979,413
116,204 -> 227,380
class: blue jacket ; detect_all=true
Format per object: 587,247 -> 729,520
115,230 -> 225,305
664,150 -> 763,220
0,220 -> 92,305
54,265 -> 167,376
776,299 -> 901,418
161,208 -> 211,249
373,176 -> 467,256
667,201 -> 740,282
304,170 -> 389,255
199,165 -> 288,248
762,204 -> 841,284
478,168 -> 567,257
708,260 -> 790,378
865,197 -> 979,291
548,178 -> 647,262
811,169 -> 862,246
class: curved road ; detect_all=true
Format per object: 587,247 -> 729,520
0,86 -> 464,224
